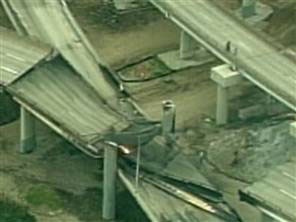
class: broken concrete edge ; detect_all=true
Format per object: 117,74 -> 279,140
118,169 -> 160,222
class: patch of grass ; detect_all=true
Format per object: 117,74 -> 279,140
24,185 -> 64,211
0,198 -> 36,222
59,187 -> 149,222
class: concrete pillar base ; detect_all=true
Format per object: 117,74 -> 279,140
20,136 -> 36,154
157,48 -> 214,71
20,106 -> 36,153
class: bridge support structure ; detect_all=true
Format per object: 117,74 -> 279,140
20,106 -> 36,153
290,122 -> 296,139
211,64 -> 243,125
103,142 -> 118,221
180,30 -> 198,60
162,100 -> 176,143
157,30 -> 213,71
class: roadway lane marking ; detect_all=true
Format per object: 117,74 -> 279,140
280,189 -> 296,201
5,53 -> 26,62
283,171 -> 296,181
0,66 -> 18,75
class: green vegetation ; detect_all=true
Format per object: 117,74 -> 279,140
0,199 -> 36,222
24,184 -> 64,211
149,58 -> 171,77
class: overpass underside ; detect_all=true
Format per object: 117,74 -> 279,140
1,0 -> 295,221
0,28 -> 241,221
150,0 -> 296,112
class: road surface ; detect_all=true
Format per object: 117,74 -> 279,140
0,27 -> 52,86
150,0 -> 296,111
3,0 -> 119,108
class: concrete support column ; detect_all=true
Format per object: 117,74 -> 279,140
216,85 -> 228,125
180,31 -> 197,59
103,143 -> 118,221
241,0 -> 257,18
20,106 -> 36,153
162,100 -> 176,141
211,64 -> 242,125
290,122 -> 296,138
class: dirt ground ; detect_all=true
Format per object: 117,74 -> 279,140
1,0 -> 296,221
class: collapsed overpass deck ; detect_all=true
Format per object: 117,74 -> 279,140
1,28 -> 240,221
150,0 -> 296,111
0,27 -> 52,86
0,28 -> 129,156
3,0 -> 119,108
8,57 -> 129,156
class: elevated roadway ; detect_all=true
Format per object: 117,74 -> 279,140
0,27 -> 52,86
2,0 -> 119,107
150,0 -> 296,112
1,1 -> 285,221
0,26 -> 129,156
8,57 -> 129,157
0,28 -> 240,221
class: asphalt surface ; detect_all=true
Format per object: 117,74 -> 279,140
2,1 -> 295,221
241,162 -> 296,221
0,27 -> 52,86
150,0 -> 296,111
6,0 -> 119,108
8,57 -> 129,156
